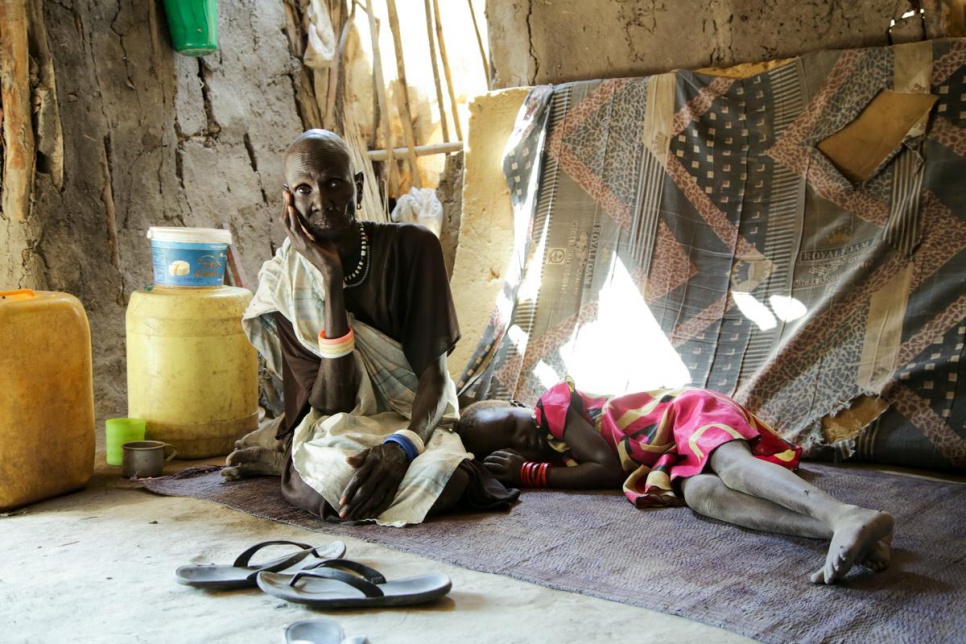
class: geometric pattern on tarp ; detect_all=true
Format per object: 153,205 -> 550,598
756,40 -> 966,469
462,39 -> 966,471
664,67 -> 791,394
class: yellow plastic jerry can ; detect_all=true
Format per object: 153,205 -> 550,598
0,289 -> 95,510
125,285 -> 258,458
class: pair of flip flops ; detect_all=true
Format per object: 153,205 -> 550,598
176,540 -> 451,609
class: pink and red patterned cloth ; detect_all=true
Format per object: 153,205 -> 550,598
535,379 -> 802,507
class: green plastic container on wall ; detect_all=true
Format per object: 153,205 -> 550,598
164,0 -> 218,56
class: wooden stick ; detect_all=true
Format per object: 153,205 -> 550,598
27,0 -> 64,190
343,112 -> 390,222
432,0 -> 463,140
323,0 -> 346,128
333,3 -> 353,130
281,0 -> 322,129
466,0 -> 490,90
367,141 -> 463,161
336,9 -> 389,224
362,3 -> 379,151
385,0 -> 422,188
221,223 -> 250,290
423,0 -> 449,142
364,0 -> 399,195
280,0 -> 304,58
0,0 -> 34,224
336,7 -> 388,223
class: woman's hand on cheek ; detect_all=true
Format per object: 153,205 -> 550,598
482,448 -> 525,485
281,189 -> 343,280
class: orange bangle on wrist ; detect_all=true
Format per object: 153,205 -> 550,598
318,328 -> 354,359
319,328 -> 354,345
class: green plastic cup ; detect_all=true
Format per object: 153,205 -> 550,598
164,0 -> 218,57
105,418 -> 147,466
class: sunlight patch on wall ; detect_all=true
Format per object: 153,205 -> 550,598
506,323 -> 529,353
769,294 -> 807,322
558,257 -> 690,395
732,291 -> 778,331
534,360 -> 562,390
732,291 -> 809,330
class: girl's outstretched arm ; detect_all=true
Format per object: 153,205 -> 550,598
550,404 -> 625,489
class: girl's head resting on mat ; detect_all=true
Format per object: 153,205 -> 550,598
456,400 -> 553,461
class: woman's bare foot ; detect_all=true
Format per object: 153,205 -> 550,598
809,507 -> 894,584
221,446 -> 287,480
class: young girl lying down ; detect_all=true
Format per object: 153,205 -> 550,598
456,378 -> 894,585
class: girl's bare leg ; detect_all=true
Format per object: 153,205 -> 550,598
708,441 -> 894,584
681,474 -> 892,573
682,474 -> 830,537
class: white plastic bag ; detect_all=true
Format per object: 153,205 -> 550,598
303,0 -> 336,69
390,187 -> 444,237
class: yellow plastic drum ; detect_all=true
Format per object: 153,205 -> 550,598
126,286 -> 258,458
0,290 -> 95,511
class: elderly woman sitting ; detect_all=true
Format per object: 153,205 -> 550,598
225,129 -> 516,526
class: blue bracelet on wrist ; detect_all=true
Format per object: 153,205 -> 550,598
383,434 -> 418,462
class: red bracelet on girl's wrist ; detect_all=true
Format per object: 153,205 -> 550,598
520,461 -> 550,487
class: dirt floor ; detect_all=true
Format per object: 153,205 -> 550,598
2,429 -> 755,643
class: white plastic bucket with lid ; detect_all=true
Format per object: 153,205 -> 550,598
147,227 -> 232,288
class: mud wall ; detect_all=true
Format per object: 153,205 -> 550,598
487,0 -> 966,87
1,1 -> 302,421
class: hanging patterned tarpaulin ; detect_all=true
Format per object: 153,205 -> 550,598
457,39 -> 966,472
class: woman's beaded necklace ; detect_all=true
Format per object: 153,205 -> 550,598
343,221 -> 370,288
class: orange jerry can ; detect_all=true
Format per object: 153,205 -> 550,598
0,289 -> 95,510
